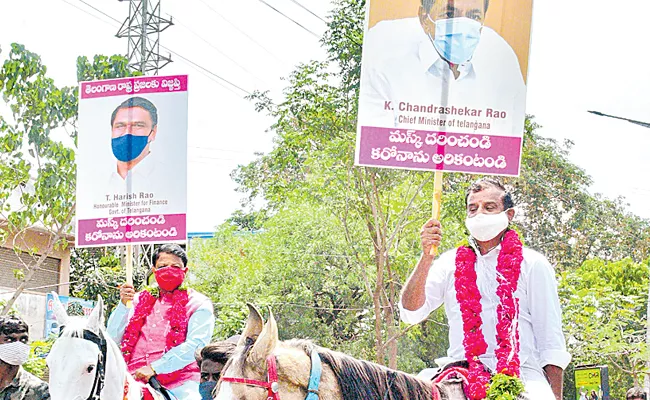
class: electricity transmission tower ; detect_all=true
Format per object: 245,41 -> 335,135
116,0 -> 173,74
116,0 -> 174,274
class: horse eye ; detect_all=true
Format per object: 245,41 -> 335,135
87,365 -> 95,373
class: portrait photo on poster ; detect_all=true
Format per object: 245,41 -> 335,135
355,0 -> 533,176
76,90 -> 188,221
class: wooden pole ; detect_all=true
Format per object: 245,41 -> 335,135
429,171 -> 444,256
125,244 -> 133,308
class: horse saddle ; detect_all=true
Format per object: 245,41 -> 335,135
426,361 -> 530,400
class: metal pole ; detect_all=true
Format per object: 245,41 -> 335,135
140,0 -> 147,73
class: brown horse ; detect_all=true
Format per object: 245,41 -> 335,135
213,305 -> 468,400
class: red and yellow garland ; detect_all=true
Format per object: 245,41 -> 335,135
121,287 -> 190,384
454,229 -> 524,399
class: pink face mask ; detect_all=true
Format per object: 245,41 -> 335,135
154,266 -> 186,291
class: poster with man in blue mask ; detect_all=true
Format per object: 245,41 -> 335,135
355,0 -> 532,177
75,75 -> 188,247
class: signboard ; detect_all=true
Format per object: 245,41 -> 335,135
76,75 -> 188,247
355,0 -> 533,176
44,293 -> 95,337
575,366 -> 610,400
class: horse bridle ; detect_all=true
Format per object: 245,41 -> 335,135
221,349 -> 322,400
59,326 -> 108,400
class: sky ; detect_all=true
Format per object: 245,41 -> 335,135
1,0 -> 648,234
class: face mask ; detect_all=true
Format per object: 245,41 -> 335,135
465,211 -> 510,242
154,266 -> 186,291
429,17 -> 482,65
111,132 -> 151,162
0,341 -> 30,366
199,381 -> 218,400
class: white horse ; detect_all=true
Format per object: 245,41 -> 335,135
46,292 -> 143,400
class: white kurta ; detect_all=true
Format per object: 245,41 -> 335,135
399,244 -> 571,398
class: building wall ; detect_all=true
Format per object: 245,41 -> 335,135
0,289 -> 48,340
0,247 -> 60,294
0,227 -> 73,340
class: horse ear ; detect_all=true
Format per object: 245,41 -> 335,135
87,295 -> 105,333
238,303 -> 264,347
51,291 -> 69,326
248,307 -> 278,366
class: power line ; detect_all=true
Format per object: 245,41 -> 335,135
211,301 -> 392,312
189,146 -> 257,155
257,0 -> 321,38
190,154 -> 249,162
159,44 -> 251,95
285,0 -> 327,23
78,0 -> 121,24
59,0 -> 252,98
189,160 -> 237,167
195,0 -> 287,66
60,0 -> 117,26
168,13 -> 267,86
0,281 -> 80,296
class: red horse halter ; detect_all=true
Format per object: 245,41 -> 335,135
221,355 -> 281,400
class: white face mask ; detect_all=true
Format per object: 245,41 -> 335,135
0,341 -> 31,366
465,211 -> 510,242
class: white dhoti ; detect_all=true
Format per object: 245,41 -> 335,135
521,364 -> 555,400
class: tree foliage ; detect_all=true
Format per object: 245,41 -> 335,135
0,45 -> 137,314
560,258 -> 650,399
69,247 -> 148,315
209,0 -> 650,391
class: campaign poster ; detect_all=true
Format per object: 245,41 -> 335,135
355,0 -> 533,176
44,293 -> 96,337
76,75 -> 188,247
574,366 -> 610,400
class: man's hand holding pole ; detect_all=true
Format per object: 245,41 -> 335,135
402,171 -> 444,311
401,218 -> 442,311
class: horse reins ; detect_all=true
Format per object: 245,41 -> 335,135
59,326 -> 108,400
221,349 -> 323,400
221,355 -> 281,400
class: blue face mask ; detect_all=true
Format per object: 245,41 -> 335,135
429,17 -> 482,65
111,132 -> 152,162
199,381 -> 217,400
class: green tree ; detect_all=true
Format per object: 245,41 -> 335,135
69,247 -> 148,315
22,339 -> 54,379
227,0 -> 650,370
560,258 -> 649,399
190,202 -> 451,372
0,44 -> 138,315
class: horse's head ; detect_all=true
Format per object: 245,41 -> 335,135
214,304 -> 334,400
46,292 -> 110,400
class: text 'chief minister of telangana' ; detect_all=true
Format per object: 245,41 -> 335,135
359,0 -> 526,136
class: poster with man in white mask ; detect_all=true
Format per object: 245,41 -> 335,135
356,0 -> 532,177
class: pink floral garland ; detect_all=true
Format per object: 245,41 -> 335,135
454,230 -> 523,400
121,288 -> 190,384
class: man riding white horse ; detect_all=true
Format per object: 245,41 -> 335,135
107,244 -> 214,400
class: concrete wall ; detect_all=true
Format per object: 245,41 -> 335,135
0,227 -> 72,295
0,288 -> 48,340
0,226 -> 73,340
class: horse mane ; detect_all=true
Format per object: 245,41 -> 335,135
284,339 -> 433,400
58,316 -> 91,338
58,316 -> 129,372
